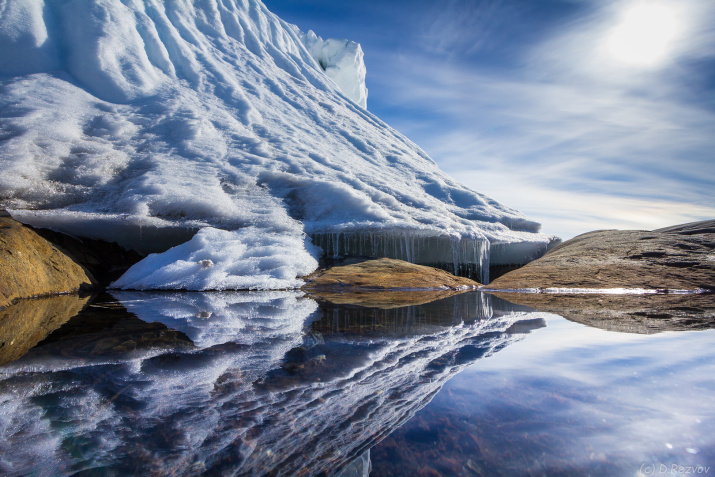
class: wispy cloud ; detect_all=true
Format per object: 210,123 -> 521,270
366,0 -> 715,238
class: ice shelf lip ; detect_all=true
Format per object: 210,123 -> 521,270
481,287 -> 713,295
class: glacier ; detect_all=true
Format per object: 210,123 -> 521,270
0,0 -> 551,289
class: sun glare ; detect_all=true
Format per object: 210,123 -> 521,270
607,2 -> 680,67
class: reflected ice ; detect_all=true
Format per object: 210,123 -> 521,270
0,291 -> 543,476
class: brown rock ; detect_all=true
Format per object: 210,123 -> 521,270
0,294 -> 89,365
0,217 -> 96,310
303,258 -> 480,291
486,224 -> 715,291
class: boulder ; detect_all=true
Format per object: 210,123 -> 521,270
303,258 -> 481,307
305,257 -> 478,288
486,222 -> 715,291
0,217 -> 96,309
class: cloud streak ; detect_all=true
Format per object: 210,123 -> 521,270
365,0 -> 715,238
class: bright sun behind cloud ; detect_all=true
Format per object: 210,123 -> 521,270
607,2 -> 680,67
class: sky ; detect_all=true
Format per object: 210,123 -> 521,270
264,0 -> 715,240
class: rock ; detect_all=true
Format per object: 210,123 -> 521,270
0,294 -> 89,365
303,258 -> 481,307
0,217 -> 96,310
654,219 -> 715,235
486,221 -> 715,291
304,258 -> 481,289
489,292 -> 715,334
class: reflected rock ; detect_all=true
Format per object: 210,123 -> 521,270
490,292 -> 715,334
0,294 -> 88,365
0,291 -> 544,476
306,288 -> 468,309
4,296 -> 195,370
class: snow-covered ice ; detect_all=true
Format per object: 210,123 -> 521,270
298,29 -> 368,108
0,0 -> 550,289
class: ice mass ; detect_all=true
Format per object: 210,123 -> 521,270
0,0 -> 551,290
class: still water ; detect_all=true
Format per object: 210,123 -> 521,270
0,291 -> 712,476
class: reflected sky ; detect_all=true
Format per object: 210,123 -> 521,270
370,314 -> 715,476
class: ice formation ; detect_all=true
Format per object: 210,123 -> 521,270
298,30 -> 368,108
0,0 -> 550,289
0,291 -> 545,475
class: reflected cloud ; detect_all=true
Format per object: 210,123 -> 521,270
371,316 -> 715,475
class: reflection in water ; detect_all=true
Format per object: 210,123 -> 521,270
488,291 -> 715,334
370,315 -> 715,476
0,291 -> 542,476
0,295 -> 88,366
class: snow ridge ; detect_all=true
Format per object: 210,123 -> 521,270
0,0 -> 547,289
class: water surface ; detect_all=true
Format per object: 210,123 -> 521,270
0,291 -> 712,476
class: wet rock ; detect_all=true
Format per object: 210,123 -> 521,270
303,258 -> 481,293
488,292 -> 715,334
486,221 -> 715,291
0,294 -> 88,365
0,217 -> 96,309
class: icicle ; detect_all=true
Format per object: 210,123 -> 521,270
450,236 -> 459,275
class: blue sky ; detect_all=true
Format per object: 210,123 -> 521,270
264,0 -> 715,239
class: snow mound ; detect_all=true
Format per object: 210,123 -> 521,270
298,30 -> 368,108
111,227 -> 320,291
0,0 -> 548,289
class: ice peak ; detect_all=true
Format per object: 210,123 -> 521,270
299,29 -> 369,109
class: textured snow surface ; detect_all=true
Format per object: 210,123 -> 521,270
0,0 -> 548,289
111,226 -> 320,290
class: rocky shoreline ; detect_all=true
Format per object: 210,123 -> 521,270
1,215 -> 713,362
